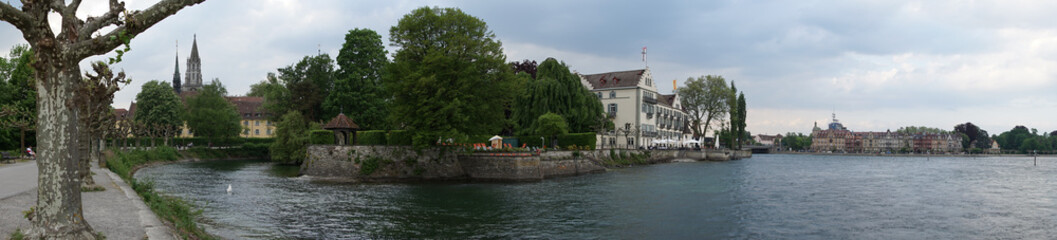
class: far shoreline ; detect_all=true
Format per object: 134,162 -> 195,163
770,152 -> 1052,158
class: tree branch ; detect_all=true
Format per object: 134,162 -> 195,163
67,0 -> 83,14
72,0 -> 205,60
0,2 -> 33,33
78,0 -> 125,41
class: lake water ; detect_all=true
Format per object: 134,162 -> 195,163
134,154 -> 1057,239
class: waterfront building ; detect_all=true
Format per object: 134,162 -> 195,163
578,68 -> 692,149
810,114 -> 962,153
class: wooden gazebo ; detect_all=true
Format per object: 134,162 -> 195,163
323,113 -> 360,145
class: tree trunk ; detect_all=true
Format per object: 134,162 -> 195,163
79,120 -> 96,188
20,127 -> 26,152
27,60 -> 96,239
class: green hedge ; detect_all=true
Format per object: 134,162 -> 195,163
558,133 -> 596,150
387,130 -> 413,146
309,130 -> 334,145
358,130 -> 387,145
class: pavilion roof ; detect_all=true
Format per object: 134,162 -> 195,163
323,113 -> 360,130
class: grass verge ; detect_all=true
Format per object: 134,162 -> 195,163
106,146 -> 217,240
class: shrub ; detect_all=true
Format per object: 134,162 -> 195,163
358,130 -> 388,145
309,130 -> 334,145
558,132 -> 596,150
387,130 -> 413,146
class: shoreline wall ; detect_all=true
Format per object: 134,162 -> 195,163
301,145 -> 749,182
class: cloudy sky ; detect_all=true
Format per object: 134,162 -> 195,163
2,0 -> 1056,136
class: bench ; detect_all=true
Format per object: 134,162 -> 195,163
1,151 -> 16,163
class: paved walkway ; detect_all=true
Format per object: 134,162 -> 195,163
0,160 -> 175,239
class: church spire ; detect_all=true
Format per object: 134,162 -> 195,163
173,40 -> 182,94
183,34 -> 203,92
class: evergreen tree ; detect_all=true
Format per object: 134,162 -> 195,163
736,92 -> 746,148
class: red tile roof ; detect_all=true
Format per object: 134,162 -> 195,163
581,69 -> 645,89
226,96 -> 268,120
323,113 -> 359,129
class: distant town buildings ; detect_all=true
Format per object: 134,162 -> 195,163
579,67 -> 692,149
115,36 -> 274,139
810,113 -> 962,153
754,134 -> 782,146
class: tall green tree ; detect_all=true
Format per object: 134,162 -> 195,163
726,82 -> 738,148
679,75 -> 730,140
0,44 -> 36,150
278,54 -> 335,122
385,7 -> 515,144
271,110 -> 311,164
535,112 -> 568,148
134,81 -> 183,135
323,28 -> 390,129
736,92 -> 746,148
249,72 -> 291,122
185,79 -> 241,144
512,58 -> 603,135
0,0 -> 203,237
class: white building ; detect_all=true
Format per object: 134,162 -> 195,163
579,68 -> 692,149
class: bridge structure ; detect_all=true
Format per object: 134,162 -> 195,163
742,145 -> 775,154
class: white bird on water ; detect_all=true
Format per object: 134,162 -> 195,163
226,184 -> 232,194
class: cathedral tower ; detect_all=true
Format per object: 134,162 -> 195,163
172,42 -> 181,94
182,34 -> 203,92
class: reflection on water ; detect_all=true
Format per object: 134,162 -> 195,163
134,155 -> 1057,239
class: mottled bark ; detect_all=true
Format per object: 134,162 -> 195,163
0,0 -> 205,238
31,57 -> 95,239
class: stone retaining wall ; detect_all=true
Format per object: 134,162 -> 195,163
301,145 -> 748,182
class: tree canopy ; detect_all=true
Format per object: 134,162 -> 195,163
323,28 -> 390,129
0,44 -> 36,150
184,79 -> 241,142
385,6 -> 514,144
512,58 -> 603,135
271,110 -> 311,164
679,75 -> 730,140
535,112 -> 568,147
134,81 -> 183,132
277,54 -> 335,122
